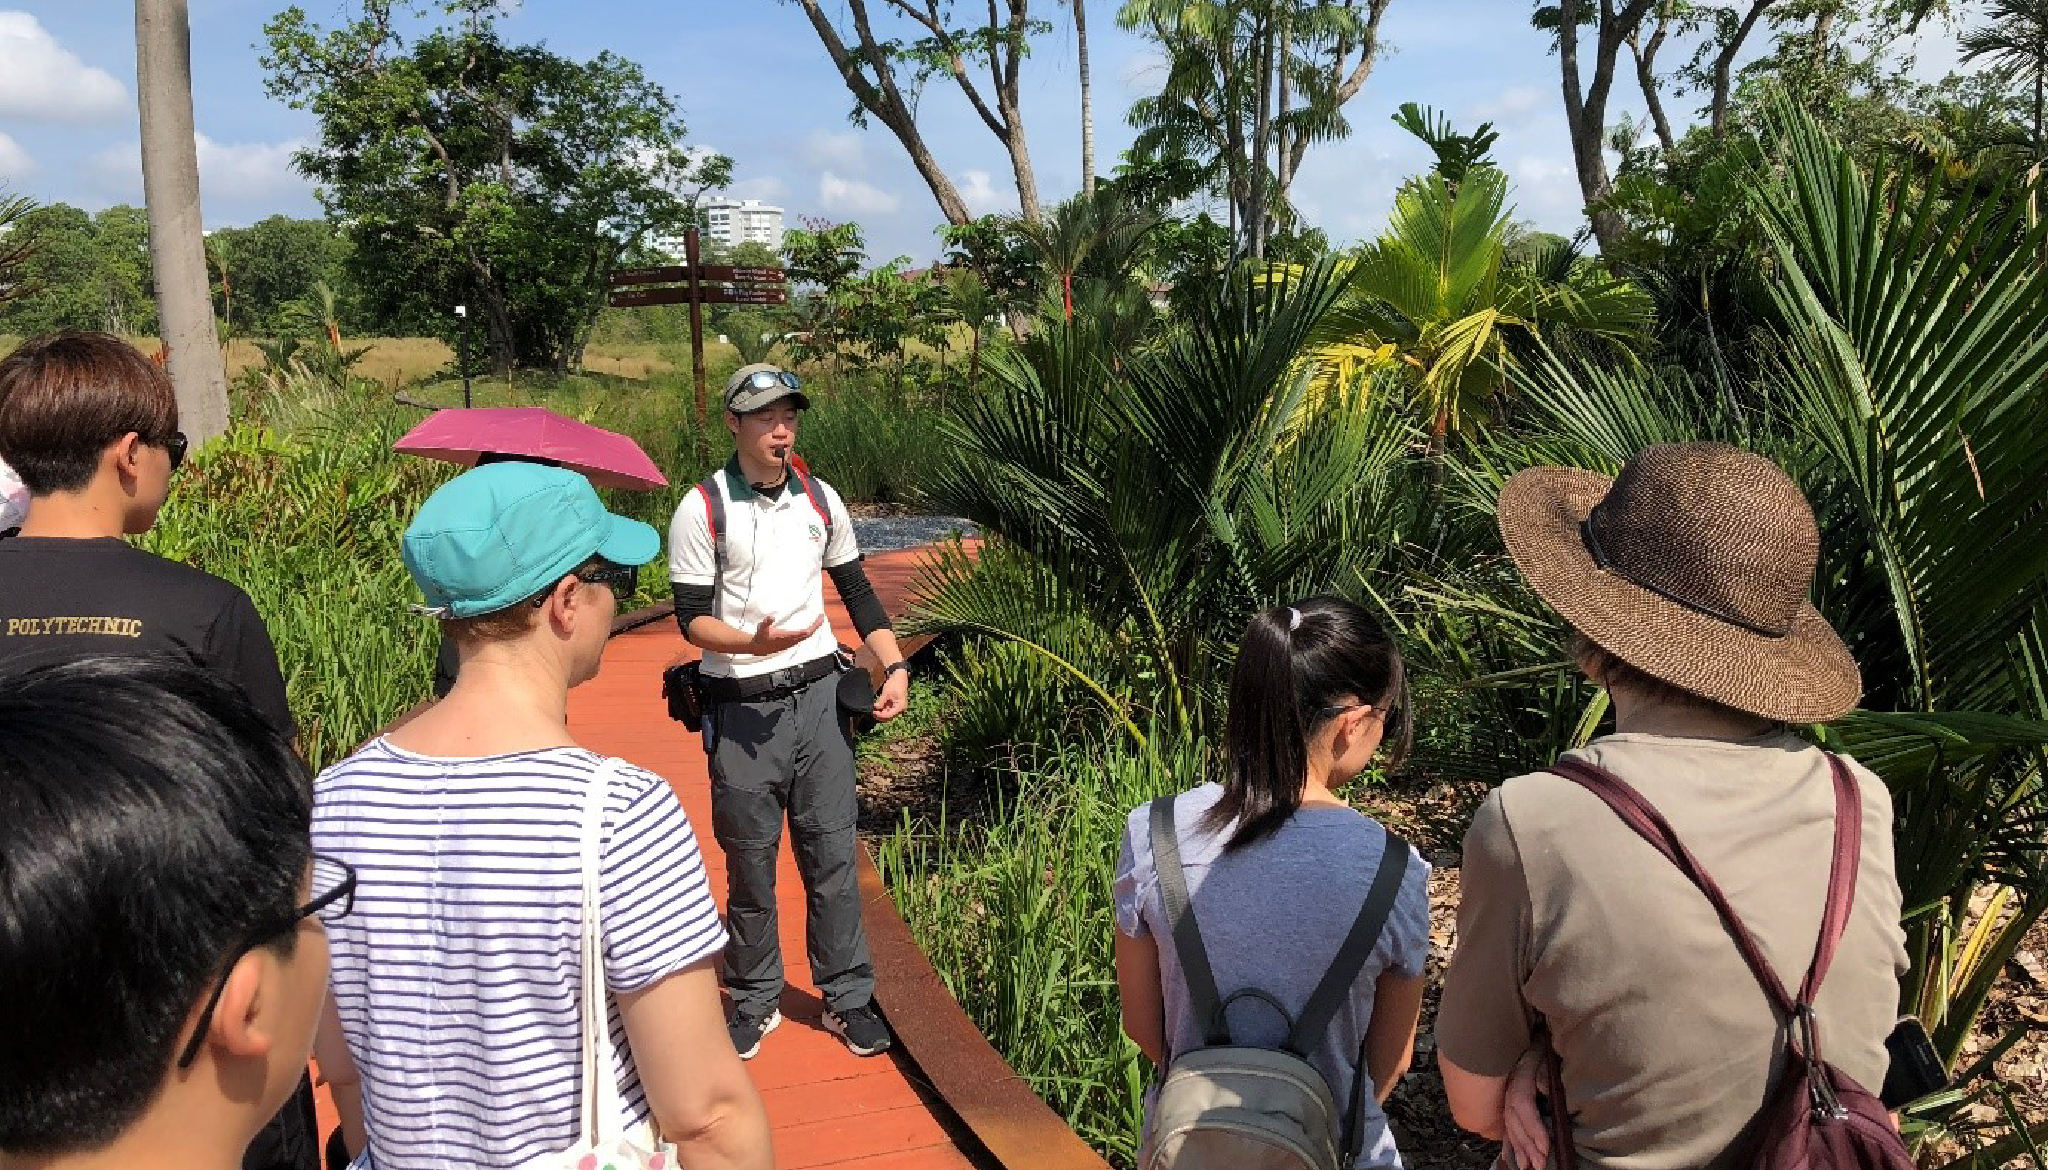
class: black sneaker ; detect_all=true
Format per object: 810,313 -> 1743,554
727,1007 -> 781,1060
823,1002 -> 892,1057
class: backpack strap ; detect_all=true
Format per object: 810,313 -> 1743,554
789,464 -> 834,544
1308,827 -> 1412,1166
1149,796 -> 1230,1048
696,476 -> 726,618
1285,826 -> 1411,1056
1547,753 -> 1862,1024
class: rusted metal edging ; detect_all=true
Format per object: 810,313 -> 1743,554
857,847 -> 1113,1170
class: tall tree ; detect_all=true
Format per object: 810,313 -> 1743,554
1077,0 -> 1097,196
1535,0 -> 1658,252
1962,0 -> 2048,166
784,1 -> 1049,223
0,205 -> 157,337
263,2 -> 730,373
0,191 -> 33,309
136,0 -> 229,444
1121,0 -> 1394,259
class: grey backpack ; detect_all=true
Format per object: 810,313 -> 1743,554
1142,796 -> 1411,1170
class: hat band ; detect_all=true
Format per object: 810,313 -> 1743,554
1579,514 -> 1792,639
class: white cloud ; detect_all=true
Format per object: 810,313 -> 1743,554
1503,152 -> 1584,235
819,170 -> 900,217
958,168 -> 1007,215
727,174 -> 791,203
90,133 -> 310,203
801,130 -> 867,174
1473,84 -> 1547,128
0,11 -> 128,124
0,131 -> 32,180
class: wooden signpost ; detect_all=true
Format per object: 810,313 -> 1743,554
607,227 -> 788,426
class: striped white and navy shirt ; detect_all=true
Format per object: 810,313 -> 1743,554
313,741 -> 727,1170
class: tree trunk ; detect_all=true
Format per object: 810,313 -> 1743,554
136,0 -> 229,444
1276,8 -> 1292,206
1076,0 -> 1095,198
1629,5 -> 1676,154
1556,0 -> 1652,252
790,0 -> 975,225
1249,6 -> 1274,259
1709,1 -> 1775,138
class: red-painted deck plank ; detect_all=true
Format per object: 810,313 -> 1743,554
561,543 -> 980,1170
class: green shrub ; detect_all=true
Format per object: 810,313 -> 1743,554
875,735 -> 1208,1167
142,386 -> 449,769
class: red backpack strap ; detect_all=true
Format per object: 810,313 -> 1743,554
789,465 -> 834,540
1547,754 -> 1861,1021
696,477 -> 726,601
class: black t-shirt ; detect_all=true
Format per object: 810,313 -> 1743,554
0,536 -> 297,739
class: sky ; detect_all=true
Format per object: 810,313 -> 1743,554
0,1 -> 1978,266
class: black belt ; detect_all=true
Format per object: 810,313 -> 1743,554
700,653 -> 841,703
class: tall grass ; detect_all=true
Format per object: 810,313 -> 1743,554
141,383 -> 450,769
126,357 -> 957,770
873,734 -> 1209,1167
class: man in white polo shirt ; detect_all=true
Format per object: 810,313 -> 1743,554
668,363 -> 911,1061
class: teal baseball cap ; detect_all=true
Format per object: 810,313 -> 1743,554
402,463 -> 660,619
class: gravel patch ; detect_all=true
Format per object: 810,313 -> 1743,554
853,513 -> 976,553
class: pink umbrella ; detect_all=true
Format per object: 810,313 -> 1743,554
393,407 -> 669,492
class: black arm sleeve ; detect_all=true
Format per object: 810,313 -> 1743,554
672,582 -> 715,635
826,557 -> 892,639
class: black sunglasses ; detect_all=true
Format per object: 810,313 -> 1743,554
534,562 -> 638,606
578,562 -> 639,602
175,855 -> 357,1069
161,431 -> 188,473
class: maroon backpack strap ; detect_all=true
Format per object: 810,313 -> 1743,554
1546,754 -> 1862,1023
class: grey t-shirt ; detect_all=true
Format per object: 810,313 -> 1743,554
1114,783 -> 1432,1170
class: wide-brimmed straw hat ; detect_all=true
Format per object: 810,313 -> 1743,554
1496,442 -> 1860,724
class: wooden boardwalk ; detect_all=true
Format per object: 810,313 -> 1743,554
564,544 -> 984,1170
316,538 -> 1107,1170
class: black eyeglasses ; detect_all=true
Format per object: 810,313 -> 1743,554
160,431 -> 188,473
1318,701 -> 1405,735
175,855 -> 357,1069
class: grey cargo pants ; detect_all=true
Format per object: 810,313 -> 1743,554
703,669 -> 875,1017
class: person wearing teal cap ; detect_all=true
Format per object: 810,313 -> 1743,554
309,463 -> 772,1170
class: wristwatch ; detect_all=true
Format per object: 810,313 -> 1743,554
882,661 -> 911,680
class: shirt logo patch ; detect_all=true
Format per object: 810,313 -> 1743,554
808,523 -> 822,541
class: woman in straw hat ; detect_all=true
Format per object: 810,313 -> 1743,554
1435,442 -> 1908,1170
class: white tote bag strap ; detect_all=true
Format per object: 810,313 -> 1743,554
575,758 -> 628,1148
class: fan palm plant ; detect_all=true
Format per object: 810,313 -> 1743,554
1302,166 -> 1653,451
908,261 -> 1415,745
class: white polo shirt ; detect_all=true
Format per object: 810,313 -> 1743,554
667,460 -> 860,679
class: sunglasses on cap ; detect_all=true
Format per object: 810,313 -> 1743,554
739,368 -> 801,393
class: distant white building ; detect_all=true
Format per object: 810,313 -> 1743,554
703,198 -> 785,250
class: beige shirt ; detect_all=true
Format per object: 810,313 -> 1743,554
1437,731 -> 1909,1170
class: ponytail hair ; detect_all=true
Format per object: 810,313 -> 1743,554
1204,596 -> 1410,851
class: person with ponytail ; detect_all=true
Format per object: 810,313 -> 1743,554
1112,596 -> 1432,1169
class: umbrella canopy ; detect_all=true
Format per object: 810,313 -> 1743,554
393,407 -> 668,492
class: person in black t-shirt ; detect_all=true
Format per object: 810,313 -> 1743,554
0,333 -> 294,739
0,331 -> 314,1170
